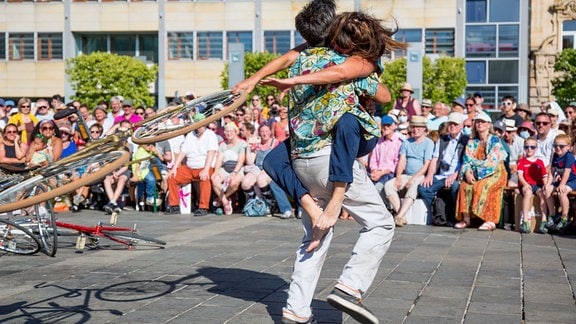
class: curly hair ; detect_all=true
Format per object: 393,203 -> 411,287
295,0 -> 337,47
325,11 -> 406,63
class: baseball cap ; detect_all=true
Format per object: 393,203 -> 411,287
447,112 -> 464,125
493,120 -> 505,132
5,100 -> 15,107
475,111 -> 492,123
381,115 -> 395,125
122,99 -> 134,107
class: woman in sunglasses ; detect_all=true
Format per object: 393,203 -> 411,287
0,123 -> 27,169
27,120 -> 63,162
8,97 -> 38,145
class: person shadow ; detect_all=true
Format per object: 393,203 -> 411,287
196,267 -> 341,323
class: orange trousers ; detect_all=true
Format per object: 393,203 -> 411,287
168,165 -> 214,209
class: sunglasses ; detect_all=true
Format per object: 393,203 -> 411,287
91,130 -> 101,134
236,113 -> 244,116
136,112 -> 145,115
41,126 -> 54,131
524,145 -> 537,150
466,104 -> 474,107
535,121 -> 550,126
209,127 -> 217,131
20,105 -> 30,108
37,106 -> 48,109
4,130 -> 17,134
502,102 -> 513,106
553,144 -> 568,149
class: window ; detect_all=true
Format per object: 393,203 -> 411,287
498,25 -> 519,57
264,31 -> 291,54
80,35 -> 107,54
466,25 -> 496,57
197,31 -> 223,60
488,60 -> 518,83
466,0 -> 486,23
394,29 -> 422,57
466,61 -> 486,84
226,31 -> 252,55
168,32 -> 193,60
37,33 -> 63,60
294,31 -> 304,46
110,35 -> 136,57
8,33 -> 34,60
425,29 -> 454,56
0,34 -> 5,60
489,0 -> 519,22
77,33 -> 158,62
139,34 -> 158,62
562,21 -> 576,49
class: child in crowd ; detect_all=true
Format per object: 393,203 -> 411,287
544,134 -> 575,232
517,137 -> 548,233
26,134 -> 51,167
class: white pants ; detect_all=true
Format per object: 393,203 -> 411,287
284,153 -> 395,319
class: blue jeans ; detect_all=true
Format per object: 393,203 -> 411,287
137,171 -> 157,200
262,113 -> 379,203
417,177 -> 460,209
270,181 -> 292,214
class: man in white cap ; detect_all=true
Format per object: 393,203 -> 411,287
502,118 -> 524,186
421,99 -> 435,121
418,112 -> 469,226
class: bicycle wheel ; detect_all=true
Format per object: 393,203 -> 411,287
0,150 -> 130,213
132,89 -> 248,144
101,230 -> 166,247
33,186 -> 58,257
0,219 -> 41,255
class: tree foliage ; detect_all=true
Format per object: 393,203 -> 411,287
220,52 -> 289,101
552,48 -> 576,108
381,56 -> 467,112
65,52 -> 158,109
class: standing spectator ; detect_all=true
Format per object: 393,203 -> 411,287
515,103 -> 533,122
166,114 -> 218,216
369,115 -> 402,200
34,98 -> 53,121
428,102 -> 449,131
108,96 -> 124,120
8,98 -> 38,144
418,112 -> 468,226
211,123 -> 246,215
385,115 -> 434,226
114,99 -> 142,125
497,96 -> 523,127
393,82 -> 421,118
454,112 -> 508,231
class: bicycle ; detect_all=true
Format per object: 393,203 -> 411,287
0,217 -> 41,255
132,89 -> 248,144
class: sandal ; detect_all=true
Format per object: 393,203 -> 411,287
478,222 -> 496,231
453,221 -> 469,229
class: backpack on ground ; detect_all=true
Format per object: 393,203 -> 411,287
243,197 -> 268,217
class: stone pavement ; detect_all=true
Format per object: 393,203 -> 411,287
0,209 -> 575,323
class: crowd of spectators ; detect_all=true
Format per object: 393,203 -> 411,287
1,90 -> 575,234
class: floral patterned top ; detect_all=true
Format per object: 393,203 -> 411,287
288,47 -> 381,157
460,134 -> 508,180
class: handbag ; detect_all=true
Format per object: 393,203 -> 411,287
243,197 -> 268,217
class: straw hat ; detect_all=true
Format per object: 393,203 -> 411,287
399,82 -> 414,93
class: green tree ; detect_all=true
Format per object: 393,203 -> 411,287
381,56 -> 467,112
220,52 -> 289,102
65,52 -> 158,109
552,48 -> 576,108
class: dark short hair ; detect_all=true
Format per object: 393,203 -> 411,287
295,0 -> 336,46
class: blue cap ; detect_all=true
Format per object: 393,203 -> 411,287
4,100 -> 15,107
381,115 -> 395,125
451,97 -> 466,109
0,98 -> 4,106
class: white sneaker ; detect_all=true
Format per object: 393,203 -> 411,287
146,197 -> 162,207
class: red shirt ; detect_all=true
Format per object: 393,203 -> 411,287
517,157 -> 547,186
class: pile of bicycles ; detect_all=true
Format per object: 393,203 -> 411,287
0,89 -> 246,256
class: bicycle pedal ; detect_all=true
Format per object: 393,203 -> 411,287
109,213 -> 118,225
75,235 -> 86,251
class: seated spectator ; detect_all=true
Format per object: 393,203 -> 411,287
517,137 -> 548,234
89,124 -> 104,140
165,113 -> 218,216
131,143 -> 165,209
454,112 -> 508,231
103,155 -> 132,214
29,120 -> 63,161
26,134 -> 51,168
113,99 -> 142,125
211,122 -> 246,215
92,106 -> 114,135
543,134 -> 575,232
368,115 -> 402,201
59,122 -> 78,159
0,123 -> 26,169
385,116 -> 434,226
418,112 -> 468,226
272,105 -> 289,143
241,123 -> 293,218
517,121 -> 536,140
501,119 -> 524,186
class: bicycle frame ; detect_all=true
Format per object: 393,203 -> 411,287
56,220 -> 137,248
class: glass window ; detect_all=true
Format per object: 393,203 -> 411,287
394,29 -> 422,57
139,34 -> 158,63
264,31 -> 291,54
80,35 -> 107,55
0,34 -> 5,60
38,33 -> 63,60
564,20 -> 576,32
466,0 -> 486,23
197,31 -> 223,60
563,35 -> 575,49
8,33 -> 34,60
466,61 -> 486,84
489,0 -> 519,22
226,31 -> 252,54
167,32 -> 193,60
497,86 -> 519,103
498,25 -> 519,57
110,35 -> 136,57
466,25 -> 496,57
425,28 -> 454,56
488,60 -> 518,84
466,86 -> 496,109
294,31 -> 305,47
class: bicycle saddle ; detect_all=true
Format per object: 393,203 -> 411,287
54,108 -> 78,120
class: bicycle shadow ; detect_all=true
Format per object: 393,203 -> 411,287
196,267 -> 339,323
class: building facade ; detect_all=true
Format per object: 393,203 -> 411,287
0,0 -> 570,109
